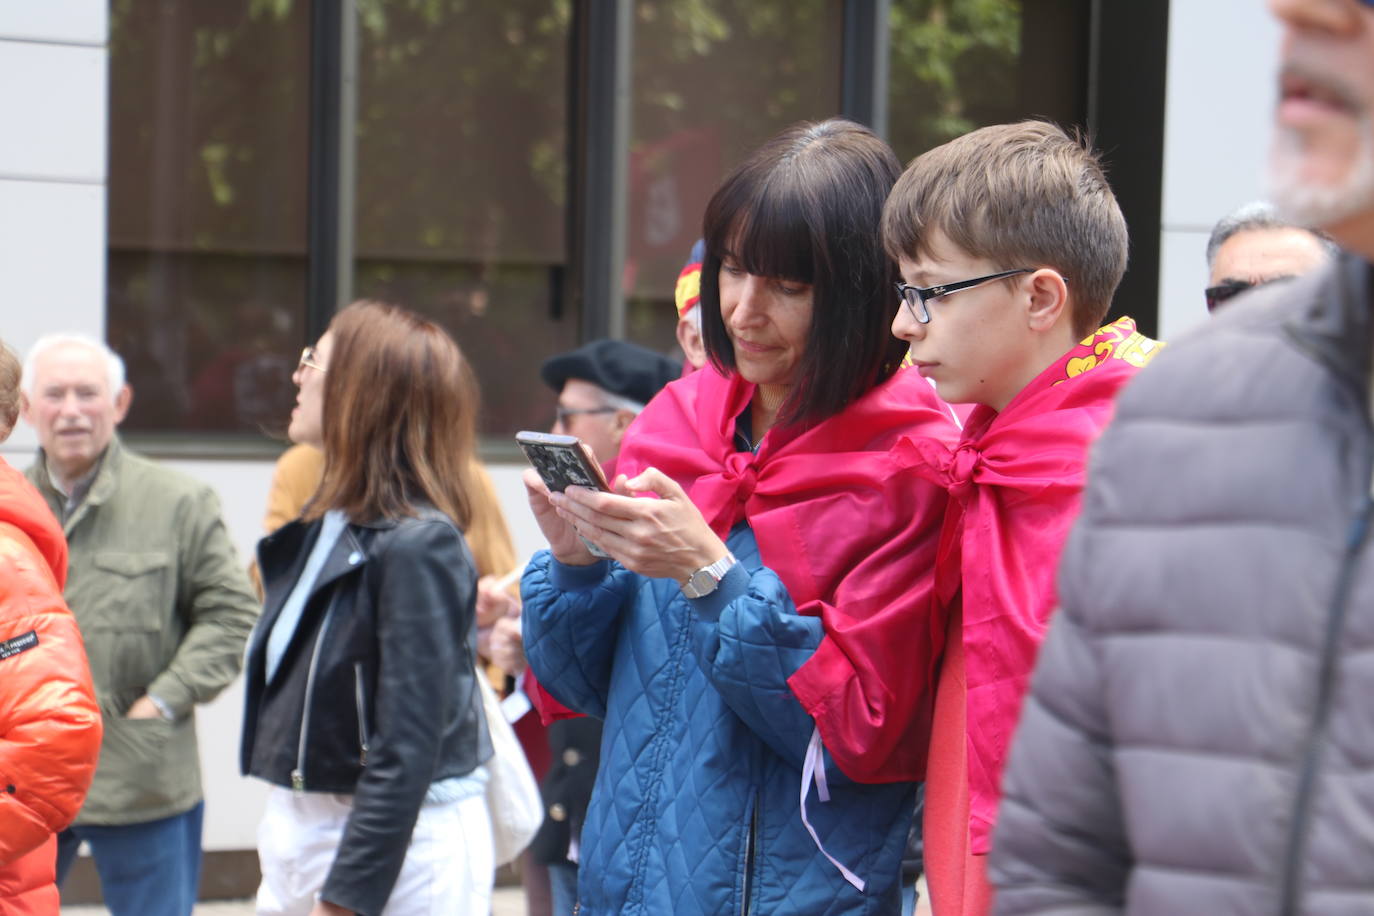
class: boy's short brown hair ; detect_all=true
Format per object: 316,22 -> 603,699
882,120 -> 1128,338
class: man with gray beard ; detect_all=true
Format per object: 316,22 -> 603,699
990,3 -> 1374,914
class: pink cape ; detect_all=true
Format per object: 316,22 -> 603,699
614,365 -> 957,782
895,317 -> 1163,851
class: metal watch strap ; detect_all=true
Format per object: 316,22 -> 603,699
681,551 -> 737,599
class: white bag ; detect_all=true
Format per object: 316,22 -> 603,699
477,673 -> 543,866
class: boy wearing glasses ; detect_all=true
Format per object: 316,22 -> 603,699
880,120 -> 1162,914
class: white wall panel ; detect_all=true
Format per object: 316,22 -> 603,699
1160,1 -> 1279,233
1157,228 -> 1213,341
0,0 -> 106,45
0,179 -> 105,453
0,40 -> 106,182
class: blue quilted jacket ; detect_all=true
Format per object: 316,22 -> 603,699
522,525 -> 914,916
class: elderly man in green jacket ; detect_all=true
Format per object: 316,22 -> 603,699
20,333 -> 259,916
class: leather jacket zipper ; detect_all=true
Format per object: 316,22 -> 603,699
1278,495 -> 1373,915
291,609 -> 334,793
741,796 -> 759,916
353,661 -> 370,767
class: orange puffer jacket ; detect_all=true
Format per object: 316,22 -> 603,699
0,458 -> 102,913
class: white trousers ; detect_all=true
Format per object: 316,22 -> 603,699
255,786 -> 495,916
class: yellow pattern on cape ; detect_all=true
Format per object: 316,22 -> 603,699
1056,316 -> 1164,384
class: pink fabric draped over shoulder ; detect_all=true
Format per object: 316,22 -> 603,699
895,317 -> 1164,851
616,365 -> 958,782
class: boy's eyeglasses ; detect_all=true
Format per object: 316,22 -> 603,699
298,346 -> 326,373
894,268 -> 1035,324
1204,276 -> 1295,313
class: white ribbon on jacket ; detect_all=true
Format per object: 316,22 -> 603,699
800,725 -> 866,892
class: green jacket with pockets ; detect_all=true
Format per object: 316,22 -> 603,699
27,437 -> 259,825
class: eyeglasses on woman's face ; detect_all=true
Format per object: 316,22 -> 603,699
298,346 -> 326,374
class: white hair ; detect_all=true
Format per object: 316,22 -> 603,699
23,334 -> 127,401
599,389 -> 647,415
683,302 -> 702,332
1205,201 -> 1339,268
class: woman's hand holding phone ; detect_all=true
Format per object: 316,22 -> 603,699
550,468 -> 726,583
523,468 -> 599,567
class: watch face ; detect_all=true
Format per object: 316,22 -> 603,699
685,569 -> 715,597
683,553 -> 733,598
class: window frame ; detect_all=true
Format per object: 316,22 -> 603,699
113,0 -> 1167,456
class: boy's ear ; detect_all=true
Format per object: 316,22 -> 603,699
1024,269 -> 1071,333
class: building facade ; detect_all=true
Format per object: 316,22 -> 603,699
0,0 -> 1275,899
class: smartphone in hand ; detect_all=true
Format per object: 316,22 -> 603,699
515,431 -> 612,558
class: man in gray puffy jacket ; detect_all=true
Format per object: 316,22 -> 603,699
991,2 -> 1374,913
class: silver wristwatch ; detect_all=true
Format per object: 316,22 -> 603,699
680,552 -> 738,599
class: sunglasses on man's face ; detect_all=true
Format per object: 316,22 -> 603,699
1204,275 -> 1298,313
1204,281 -> 1254,312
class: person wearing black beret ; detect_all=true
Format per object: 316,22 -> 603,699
538,339 -> 680,467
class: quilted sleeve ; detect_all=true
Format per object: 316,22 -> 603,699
684,563 -> 845,776
0,558 -> 102,866
521,551 -> 638,719
988,604 -> 1130,913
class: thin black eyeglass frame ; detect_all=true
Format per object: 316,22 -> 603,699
894,268 -> 1035,324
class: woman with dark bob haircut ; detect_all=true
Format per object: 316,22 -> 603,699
241,301 -> 496,916
522,119 -> 957,915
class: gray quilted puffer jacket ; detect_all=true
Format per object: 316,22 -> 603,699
991,254 -> 1374,915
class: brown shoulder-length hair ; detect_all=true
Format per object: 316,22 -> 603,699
306,301 -> 479,529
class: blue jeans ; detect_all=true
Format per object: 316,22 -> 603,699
901,878 -> 922,915
55,801 -> 204,916
548,861 -> 579,916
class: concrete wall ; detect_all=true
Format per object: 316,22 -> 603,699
1156,1 -> 1281,339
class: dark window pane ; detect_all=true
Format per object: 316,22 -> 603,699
625,0 -> 845,357
887,0 -> 1085,165
107,0 -> 311,436
351,0 -> 573,438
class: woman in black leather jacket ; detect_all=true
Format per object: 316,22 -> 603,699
241,301 -> 494,916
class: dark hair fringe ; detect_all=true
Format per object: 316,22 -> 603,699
698,118 -> 907,427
